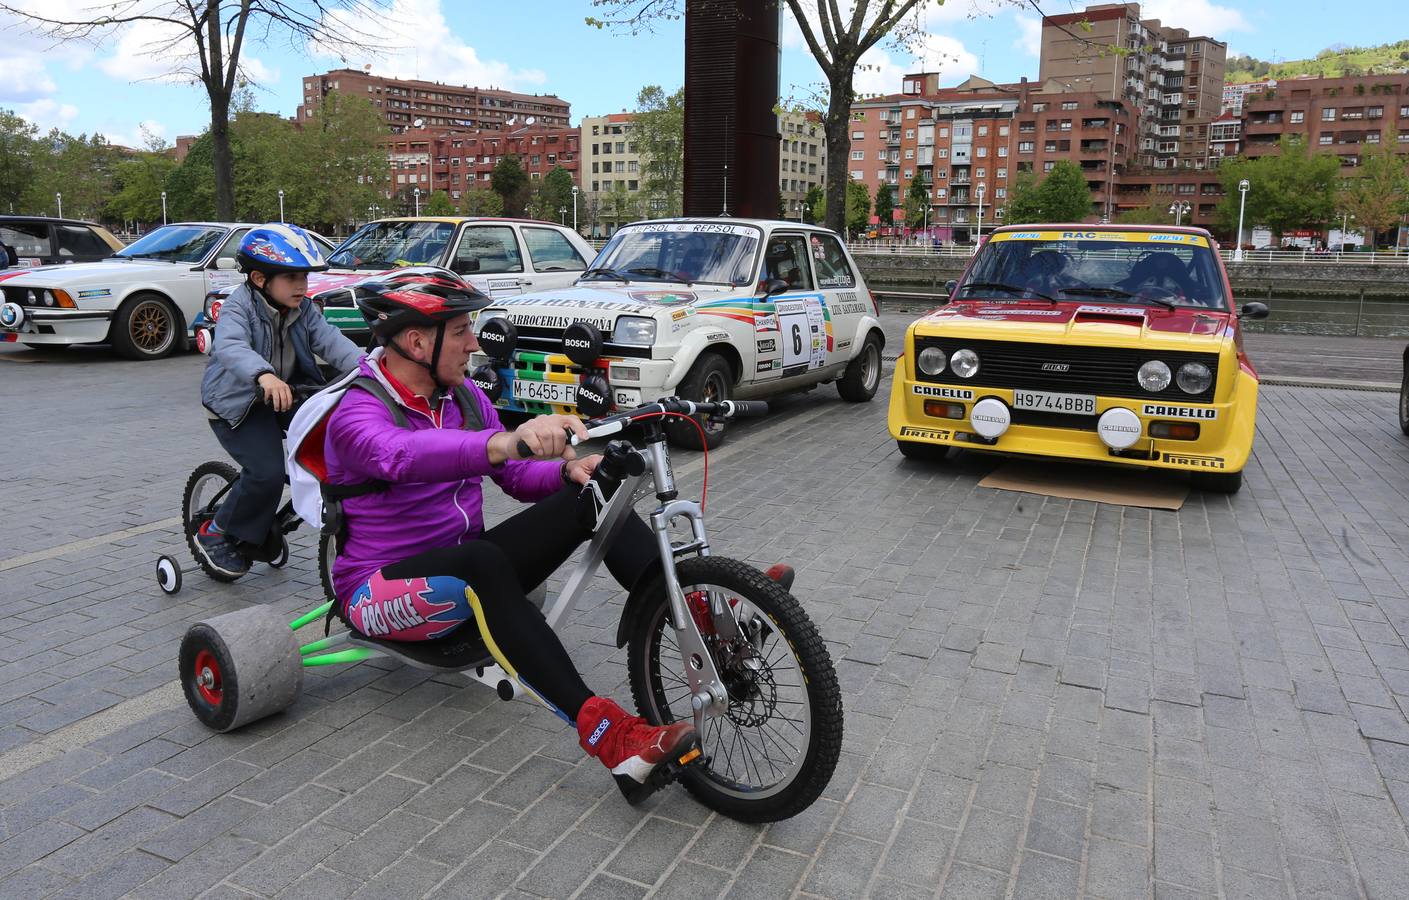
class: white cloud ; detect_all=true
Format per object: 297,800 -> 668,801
14,97 -> 79,130
1139,0 -> 1251,36
96,118 -> 168,150
1014,14 -> 1043,59
852,33 -> 980,97
311,0 -> 545,90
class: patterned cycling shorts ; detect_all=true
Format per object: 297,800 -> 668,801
345,571 -> 473,641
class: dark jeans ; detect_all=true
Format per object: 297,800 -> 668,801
208,404 -> 285,547
372,487 -> 658,721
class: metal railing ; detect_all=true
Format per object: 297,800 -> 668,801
1219,248 -> 1409,265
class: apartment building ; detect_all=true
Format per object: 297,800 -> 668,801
853,76 -> 1132,241
297,68 -> 571,134
380,124 -> 581,207
779,111 -> 826,217
1239,74 -> 1409,166
1040,4 -> 1225,170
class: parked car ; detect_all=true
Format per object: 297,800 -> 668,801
0,216 -> 124,271
886,225 -> 1270,493
196,217 -> 596,349
467,218 -> 885,448
0,223 -> 333,359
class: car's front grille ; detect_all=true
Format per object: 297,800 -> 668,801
514,326 -> 651,360
2,286 -> 50,308
1010,409 -> 1098,431
914,337 -> 1219,404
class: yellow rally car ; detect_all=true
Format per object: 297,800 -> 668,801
887,225 -> 1269,493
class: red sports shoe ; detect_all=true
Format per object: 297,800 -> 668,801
577,696 -> 702,804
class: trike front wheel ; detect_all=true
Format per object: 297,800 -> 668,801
625,556 -> 842,823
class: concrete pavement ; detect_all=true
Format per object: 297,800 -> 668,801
2,338 -> 1409,898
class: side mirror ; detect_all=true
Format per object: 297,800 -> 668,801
214,257 -> 238,271
944,279 -> 958,297
1240,301 -> 1270,320
762,278 -> 789,297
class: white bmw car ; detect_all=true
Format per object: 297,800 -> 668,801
0,223 -> 333,360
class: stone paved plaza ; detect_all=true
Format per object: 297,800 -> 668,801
2,337 -> 1409,899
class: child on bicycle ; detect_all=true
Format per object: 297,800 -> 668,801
197,223 -> 363,578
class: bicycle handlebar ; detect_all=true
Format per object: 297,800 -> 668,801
513,398 -> 770,457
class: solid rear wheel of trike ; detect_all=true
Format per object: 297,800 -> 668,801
178,605 -> 303,732
666,353 -> 732,451
183,460 -> 242,582
625,556 -> 842,823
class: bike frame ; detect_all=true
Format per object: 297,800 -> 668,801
290,411 -> 742,733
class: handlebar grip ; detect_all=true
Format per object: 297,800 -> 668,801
723,400 -> 769,417
516,439 -> 532,458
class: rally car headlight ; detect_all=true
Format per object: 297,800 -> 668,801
1138,360 -> 1171,392
612,316 -> 656,346
917,346 -> 947,376
1176,362 -> 1212,394
950,348 -> 979,379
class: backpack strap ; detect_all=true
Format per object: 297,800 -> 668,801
451,383 -> 484,431
347,376 -> 408,428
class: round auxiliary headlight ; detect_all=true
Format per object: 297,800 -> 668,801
1137,359 -> 1171,392
917,346 -> 947,376
1176,362 -> 1212,394
950,348 -> 980,379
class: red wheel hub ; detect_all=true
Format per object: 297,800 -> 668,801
193,648 -> 223,706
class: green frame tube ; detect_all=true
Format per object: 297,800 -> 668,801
288,602 -> 332,632
302,648 -> 376,667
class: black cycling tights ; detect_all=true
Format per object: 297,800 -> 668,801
347,487 -> 656,723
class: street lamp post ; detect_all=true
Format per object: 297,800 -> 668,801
1169,202 -> 1190,227
161,191 -> 167,225
796,200 -> 804,223
278,189 -> 285,222
975,182 -> 986,245
413,187 -> 421,217
1234,179 -> 1250,262
55,193 -> 62,218
559,206 -> 567,225
571,185 -> 579,233
1340,212 -> 1355,252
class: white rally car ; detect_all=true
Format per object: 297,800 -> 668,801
468,219 -> 885,448
0,223 -> 333,360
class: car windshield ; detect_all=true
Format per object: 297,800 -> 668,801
116,225 -> 228,263
588,223 -> 761,286
327,221 -> 455,270
958,233 -> 1230,310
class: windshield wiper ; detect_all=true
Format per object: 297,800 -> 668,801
1058,286 -> 1133,299
581,266 -> 629,282
958,281 -> 1057,304
625,266 -> 677,280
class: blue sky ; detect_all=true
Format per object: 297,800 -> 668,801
0,0 -> 1403,148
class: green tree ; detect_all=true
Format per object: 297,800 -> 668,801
459,187 -> 503,216
1214,136 -> 1341,239
166,133 -> 220,221
23,131 -> 125,222
535,166 -> 577,223
424,190 -> 456,216
873,182 -> 895,229
1035,160 -> 1093,223
845,179 -> 871,237
0,109 -> 38,213
1336,136 -> 1409,248
491,154 -> 530,218
803,183 -> 825,224
1004,171 -> 1044,224
109,152 -> 178,225
1,1 -> 382,220
903,177 -> 928,228
229,111 -> 302,223
634,84 -> 684,216
297,92 -> 389,233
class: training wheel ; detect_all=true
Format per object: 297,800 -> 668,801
268,537 -> 290,569
156,555 -> 183,595
178,605 -> 303,732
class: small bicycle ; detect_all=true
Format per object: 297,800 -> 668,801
176,398 -> 843,822
157,385 -> 336,600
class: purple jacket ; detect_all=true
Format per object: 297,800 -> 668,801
325,353 -> 563,605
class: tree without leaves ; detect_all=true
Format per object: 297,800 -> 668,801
0,0 -> 384,221
1335,136 -> 1409,249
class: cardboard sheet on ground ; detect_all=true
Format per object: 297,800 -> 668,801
978,460 -> 1188,510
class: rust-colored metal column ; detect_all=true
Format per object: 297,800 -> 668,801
684,0 -> 782,218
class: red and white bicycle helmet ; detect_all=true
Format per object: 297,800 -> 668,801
353,267 -> 490,376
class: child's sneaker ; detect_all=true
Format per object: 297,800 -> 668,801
195,520 -> 250,578
577,696 -> 701,804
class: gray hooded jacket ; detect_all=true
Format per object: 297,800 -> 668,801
200,281 -> 364,426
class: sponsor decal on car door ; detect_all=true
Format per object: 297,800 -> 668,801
453,225 -> 530,298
